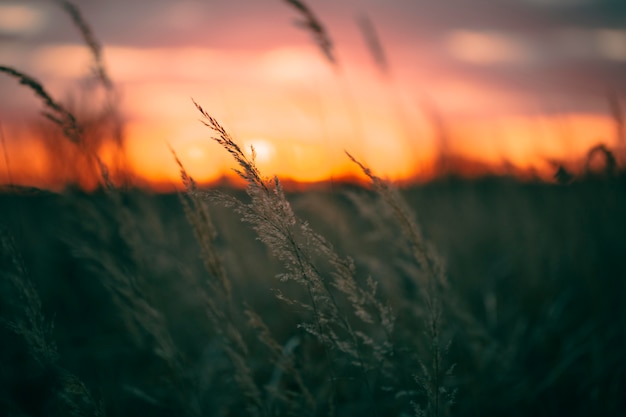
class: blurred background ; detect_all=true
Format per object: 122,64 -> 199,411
0,0 -> 625,189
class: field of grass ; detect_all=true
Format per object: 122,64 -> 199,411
1,170 -> 625,416
1,1 -> 625,416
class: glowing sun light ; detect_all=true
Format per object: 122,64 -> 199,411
186,145 -> 205,160
244,139 -> 275,164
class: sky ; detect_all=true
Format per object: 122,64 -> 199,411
1,0 -> 625,189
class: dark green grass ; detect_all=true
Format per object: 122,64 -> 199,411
1,177 -> 624,416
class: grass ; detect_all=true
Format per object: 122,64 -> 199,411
1,173 -> 624,416
1,1 -> 625,416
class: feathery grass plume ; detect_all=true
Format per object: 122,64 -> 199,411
0,231 -> 105,416
346,152 -> 456,417
356,13 -> 388,76
195,101 -> 399,415
283,0 -> 337,67
346,152 -> 448,297
0,66 -> 81,144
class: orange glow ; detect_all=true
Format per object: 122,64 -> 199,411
1,34 -> 623,191
451,114 -> 616,169
0,132 -> 49,186
0,110 -> 618,191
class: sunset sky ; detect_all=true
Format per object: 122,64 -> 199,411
1,0 -> 625,189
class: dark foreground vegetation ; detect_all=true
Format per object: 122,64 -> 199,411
1,173 -> 625,417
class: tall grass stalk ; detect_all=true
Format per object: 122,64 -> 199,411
0,66 -> 82,144
356,14 -> 389,77
1,1 -> 125,188
283,0 -> 336,67
347,152 -> 456,417
57,0 -> 127,182
194,100 -> 402,415
3,7 -> 202,413
193,101 -> 343,412
0,15 -> 200,414
0,65 -> 115,188
56,0 -> 113,91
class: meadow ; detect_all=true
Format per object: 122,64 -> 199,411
1,1 -> 625,416
1,171 -> 625,417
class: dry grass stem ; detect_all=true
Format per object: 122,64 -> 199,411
0,66 -> 82,144
356,14 -> 388,76
283,0 -> 336,66
56,0 -> 113,90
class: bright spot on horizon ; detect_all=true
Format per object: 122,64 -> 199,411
187,145 -> 205,160
244,139 -> 275,164
0,4 -> 45,36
